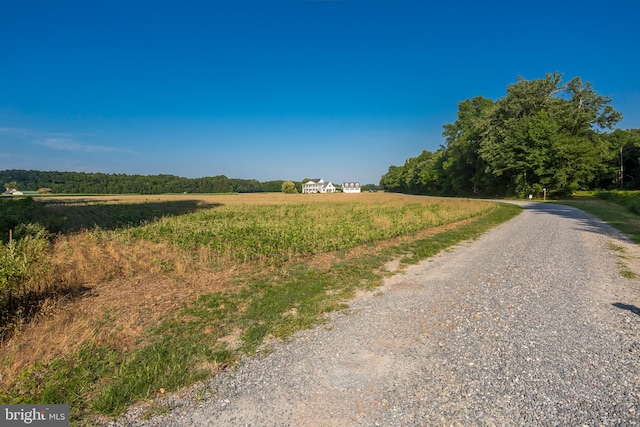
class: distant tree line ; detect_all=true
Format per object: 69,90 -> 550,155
0,170 -> 295,194
1,171 -> 381,195
380,73 -> 640,198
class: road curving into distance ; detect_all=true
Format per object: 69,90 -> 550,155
110,202 -> 640,426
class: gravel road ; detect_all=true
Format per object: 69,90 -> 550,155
111,202 -> 640,426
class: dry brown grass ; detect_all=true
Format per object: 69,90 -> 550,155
40,191 -> 464,207
43,192 -> 362,205
0,259 -> 243,386
0,218 -> 246,386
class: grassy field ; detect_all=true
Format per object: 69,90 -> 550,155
0,193 -> 521,425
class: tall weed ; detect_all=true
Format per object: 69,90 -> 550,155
0,198 -> 52,242
0,223 -> 51,331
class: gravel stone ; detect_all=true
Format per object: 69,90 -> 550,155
107,202 -> 640,426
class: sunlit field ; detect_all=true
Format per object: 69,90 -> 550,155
116,193 -> 494,261
0,192 -> 519,424
20,193 -> 497,283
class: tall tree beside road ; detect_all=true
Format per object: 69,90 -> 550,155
604,128 -> 640,188
480,73 -> 621,196
441,96 -> 495,194
380,73 -> 626,197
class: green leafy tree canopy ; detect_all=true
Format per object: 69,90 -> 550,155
281,181 -> 298,194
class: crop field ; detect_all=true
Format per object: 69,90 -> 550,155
115,193 -> 495,261
0,192 -> 521,425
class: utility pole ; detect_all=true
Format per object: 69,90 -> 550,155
620,145 -> 624,189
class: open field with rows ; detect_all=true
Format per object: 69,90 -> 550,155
0,192 -> 521,425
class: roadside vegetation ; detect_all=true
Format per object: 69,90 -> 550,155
557,190 -> 640,243
555,190 -> 640,279
0,193 -> 520,425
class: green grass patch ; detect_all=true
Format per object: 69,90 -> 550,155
620,269 -> 638,279
554,193 -> 640,243
606,243 -> 639,279
1,201 -> 521,425
594,190 -> 640,215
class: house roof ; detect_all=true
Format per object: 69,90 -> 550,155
302,179 -> 335,191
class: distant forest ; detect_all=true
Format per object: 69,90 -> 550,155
0,170 -> 380,194
0,170 -> 292,194
380,73 -> 640,198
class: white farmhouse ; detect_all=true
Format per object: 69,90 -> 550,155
342,182 -> 361,193
302,179 -> 336,194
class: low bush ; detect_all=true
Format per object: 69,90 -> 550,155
0,223 -> 51,333
0,198 -> 42,242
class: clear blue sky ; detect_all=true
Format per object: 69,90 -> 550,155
1,0 -> 639,185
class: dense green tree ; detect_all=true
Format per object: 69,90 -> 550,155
380,151 -> 444,194
405,150 -> 443,194
480,73 -> 621,196
379,166 -> 405,193
604,128 -> 640,189
281,181 -> 298,194
3,181 -> 18,191
360,184 -> 380,191
440,96 -> 495,194
261,181 -> 286,192
381,73 -> 627,197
